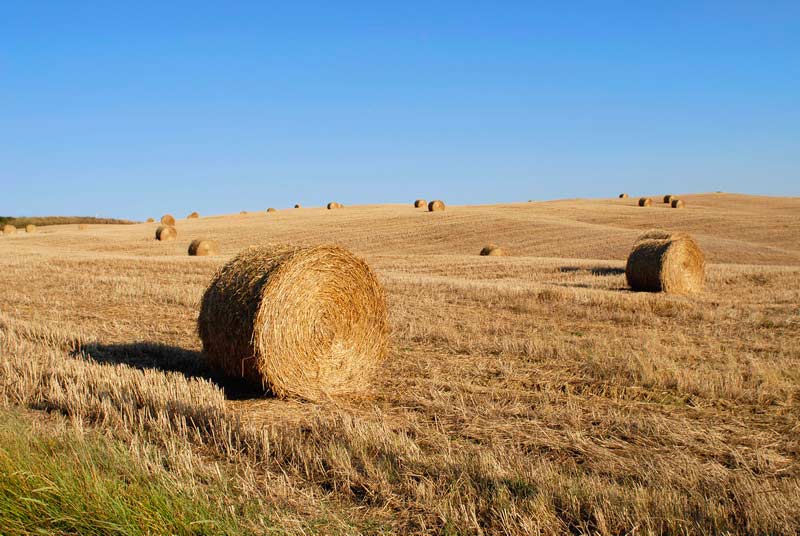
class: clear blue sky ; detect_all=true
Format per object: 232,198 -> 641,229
2,2 -> 798,219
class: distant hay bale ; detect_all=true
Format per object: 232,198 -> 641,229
327,202 -> 342,209
619,193 -> 629,198
267,208 -> 277,213
2,224 -> 16,235
294,204 -> 301,208
146,217 -> 155,223
240,211 -> 248,214
25,224 -> 36,233
161,214 -> 176,226
638,197 -> 653,207
625,230 -> 705,294
414,199 -> 427,208
187,212 -> 200,219
480,244 -> 508,256
671,199 -> 685,208
428,200 -> 445,212
663,194 -> 674,204
78,224 -> 89,231
198,245 -> 389,400
155,225 -> 177,241
188,239 -> 219,256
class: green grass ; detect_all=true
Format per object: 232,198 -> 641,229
0,408 -> 271,536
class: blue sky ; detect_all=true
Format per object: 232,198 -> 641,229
2,1 -> 798,219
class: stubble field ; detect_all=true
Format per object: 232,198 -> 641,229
0,192 -> 798,535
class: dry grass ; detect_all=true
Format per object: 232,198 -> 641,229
0,193 -> 798,534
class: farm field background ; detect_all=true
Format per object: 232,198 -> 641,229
1,192 -> 799,534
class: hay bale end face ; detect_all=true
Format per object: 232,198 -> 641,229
155,225 -> 177,241
671,199 -> 685,208
327,202 -> 342,209
619,193 -> 629,199
25,224 -> 36,233
2,224 -> 16,235
638,197 -> 653,207
198,245 -> 389,400
414,199 -> 427,208
428,200 -> 446,212
161,214 -> 176,226
188,239 -> 219,256
663,194 -> 674,204
625,230 -> 705,294
480,244 -> 508,256
187,212 -> 200,219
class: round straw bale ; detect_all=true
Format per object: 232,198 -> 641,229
188,239 -> 219,256
267,208 -> 277,213
155,225 -> 177,241
294,204 -> 301,208
428,200 -> 445,212
25,224 -> 36,233
187,211 -> 200,219
638,197 -> 652,207
480,244 -> 508,256
414,199 -> 427,208
2,224 -> 16,235
146,217 -> 155,223
198,245 -> 389,400
161,214 -> 175,226
663,194 -> 674,204
78,224 -> 89,231
619,193 -> 628,198
327,202 -> 342,209
625,230 -> 705,294
671,199 -> 685,208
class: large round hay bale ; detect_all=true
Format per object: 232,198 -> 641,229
428,200 -> 445,212
187,211 -> 200,219
663,194 -> 674,204
294,204 -> 301,208
619,193 -> 629,199
146,217 -> 155,223
671,199 -> 685,208
414,199 -> 427,208
25,224 -> 36,233
638,197 -> 652,207
267,208 -> 277,213
188,239 -> 219,256
2,224 -> 16,235
480,244 -> 508,256
625,230 -> 705,294
327,202 -> 342,209
155,225 -> 177,241
161,214 -> 175,226
198,245 -> 389,400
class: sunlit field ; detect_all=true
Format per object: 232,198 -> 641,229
1,193 -> 798,534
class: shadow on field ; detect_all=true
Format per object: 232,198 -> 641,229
72,342 -> 265,400
559,266 -> 626,276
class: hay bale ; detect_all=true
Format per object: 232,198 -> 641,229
198,245 -> 389,400
187,212 -> 200,219
327,202 -> 342,209
146,217 -> 155,223
625,230 -> 705,294
2,224 -> 16,235
428,200 -> 446,212
188,239 -> 219,256
480,244 -> 508,256
414,199 -> 427,208
25,224 -> 36,233
663,194 -> 674,204
161,214 -> 175,226
638,197 -> 652,207
671,199 -> 685,208
267,208 -> 277,213
619,193 -> 629,198
155,225 -> 177,241
240,211 -> 248,215
294,204 -> 301,208
78,224 -> 89,231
